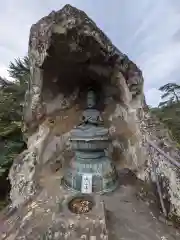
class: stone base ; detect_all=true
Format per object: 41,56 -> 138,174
62,176 -> 119,195
48,193 -> 109,239
63,156 -> 118,194
1,171 -> 180,240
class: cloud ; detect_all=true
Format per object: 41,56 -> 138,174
0,0 -> 180,106
0,65 -> 11,79
145,88 -> 162,107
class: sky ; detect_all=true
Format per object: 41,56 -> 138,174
1,0 -> 180,106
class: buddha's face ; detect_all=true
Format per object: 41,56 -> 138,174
87,90 -> 96,108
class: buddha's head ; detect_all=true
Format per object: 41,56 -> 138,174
87,90 -> 96,108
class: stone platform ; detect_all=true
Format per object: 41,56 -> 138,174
0,181 -> 108,240
1,170 -> 180,240
46,193 -> 108,240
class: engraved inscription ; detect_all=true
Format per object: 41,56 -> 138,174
81,174 -> 92,194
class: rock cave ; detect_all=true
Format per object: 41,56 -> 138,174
1,4 -> 180,240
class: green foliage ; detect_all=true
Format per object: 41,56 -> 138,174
0,139 -> 25,176
0,56 -> 29,203
158,83 -> 180,107
151,102 -> 180,143
8,56 -> 30,84
151,82 -> 180,144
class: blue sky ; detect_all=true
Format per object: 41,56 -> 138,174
1,0 -> 180,106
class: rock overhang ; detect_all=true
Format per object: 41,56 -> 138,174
25,4 -> 144,130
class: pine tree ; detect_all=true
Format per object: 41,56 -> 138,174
8,56 -> 30,84
0,56 -> 29,207
158,83 -> 180,107
151,82 -> 180,144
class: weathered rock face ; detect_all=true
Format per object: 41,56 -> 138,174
9,4 -> 180,220
139,113 -> 180,219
